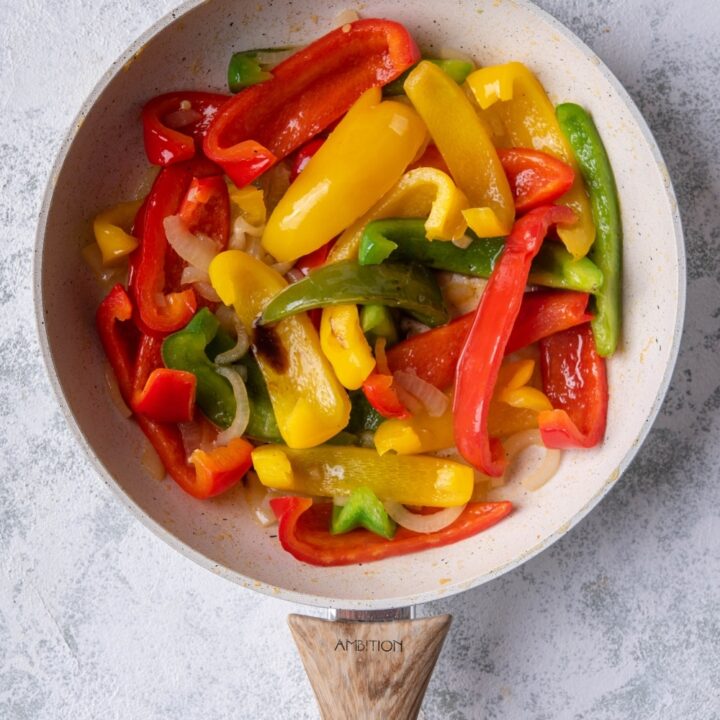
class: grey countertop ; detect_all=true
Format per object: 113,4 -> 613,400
2,1 -> 719,718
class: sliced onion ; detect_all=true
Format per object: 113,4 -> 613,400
503,429 -> 562,491
393,370 -> 449,417
272,260 -> 295,275
229,214 -> 265,250
141,440 -> 166,481
214,304 -> 237,334
215,366 -> 250,445
451,234 -> 474,250
437,272 -> 487,317
104,361 -> 132,418
164,214 -> 217,272
243,471 -> 279,527
393,384 -> 424,415
194,282 -> 221,302
215,312 -> 250,365
384,502 -> 466,533
180,265 -> 208,286
286,268 -> 305,284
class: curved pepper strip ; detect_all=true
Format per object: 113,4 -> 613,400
453,205 -> 577,476
556,103 -> 622,357
362,373 -> 410,419
404,61 -> 514,237
179,176 -> 231,250
538,323 -> 608,448
331,487 -> 396,539
203,19 -> 420,187
320,304 -> 376,390
96,285 -> 249,498
387,288 -> 590,390
262,88 -> 426,262
129,162 -> 203,334
252,445 -> 473,507
142,91 -> 229,166
132,368 -> 196,423
466,63 -> 595,258
209,250 -> 350,448
93,200 -> 143,266
270,496 -> 513,567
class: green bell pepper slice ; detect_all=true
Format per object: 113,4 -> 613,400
358,218 -> 603,294
260,260 -> 449,327
162,308 -> 281,441
331,487 -> 397,539
556,103 -> 622,356
384,58 -> 475,96
360,304 -> 398,345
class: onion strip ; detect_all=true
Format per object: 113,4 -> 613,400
503,429 -> 561,491
384,502 -> 466,533
215,366 -> 250,445
393,370 -> 449,417
215,312 -> 250,365
164,214 -> 218,272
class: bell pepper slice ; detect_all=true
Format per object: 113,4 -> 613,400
453,205 -> 577,476
96,286 -> 247,498
404,60 -> 514,237
556,103 -> 622,357
260,260 -> 448,328
374,404 -> 453,455
497,148 -> 575,213
189,437 -> 254,496
252,445 -> 473,507
360,304 -> 398,345
227,51 -> 274,92
93,200 -> 143,266
537,323 -> 608,448
361,373 -> 410,419
179,176 -> 231,250
358,218 -> 603,293
227,182 -> 267,226
387,287 -> 590,390
320,304 -> 376,390
203,19 -> 420,187
466,62 -> 595,258
261,88 -> 426,262
331,487 -> 397,539
129,162 -> 200,334
209,250 -> 350,447
142,91 -> 229,166
131,368 -> 196,423
289,137 -> 326,182
270,496 -> 513,566
384,57 -> 475,96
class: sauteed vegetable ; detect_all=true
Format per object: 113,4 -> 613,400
87,15 -> 620,567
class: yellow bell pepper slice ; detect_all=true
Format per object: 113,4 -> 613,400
227,182 -> 266,226
374,405 -> 455,456
251,445 -> 473,507
320,304 -> 376,390
488,359 -> 553,437
466,62 -> 596,258
329,167 -> 470,262
93,200 -> 142,266
404,61 -> 514,238
208,250 -> 350,448
261,87 -> 426,263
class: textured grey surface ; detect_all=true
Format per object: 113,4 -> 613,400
1,0 -> 718,718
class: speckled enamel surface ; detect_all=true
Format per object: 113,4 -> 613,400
2,0 -> 717,718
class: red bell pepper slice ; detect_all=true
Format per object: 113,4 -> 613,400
408,143 -> 450,174
203,19 -> 420,186
498,148 -> 575,214
142,91 -> 229,166
178,175 -> 231,250
129,159 -> 220,334
189,437 -> 254,498
362,373 -> 411,419
453,205 -> 577,476
270,496 -> 513,566
538,323 -> 608,448
295,238 -> 334,276
132,368 -> 197,423
289,137 -> 326,182
96,285 -> 247,498
387,289 -> 590,390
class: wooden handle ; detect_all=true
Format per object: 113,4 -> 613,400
288,613 -> 452,720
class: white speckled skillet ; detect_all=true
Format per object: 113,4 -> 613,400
34,0 -> 684,713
